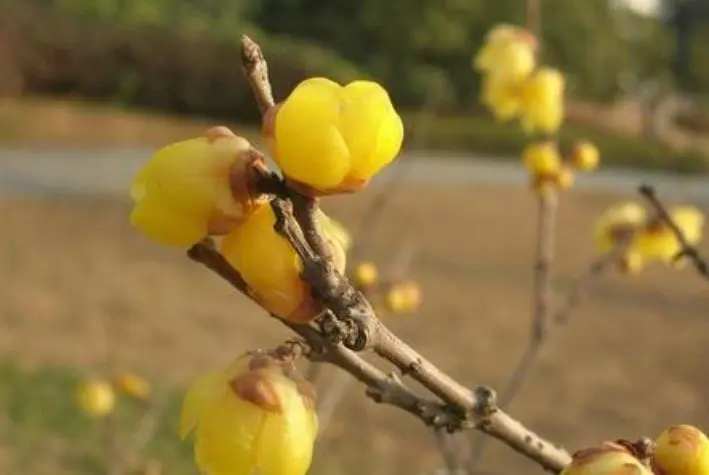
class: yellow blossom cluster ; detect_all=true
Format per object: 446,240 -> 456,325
522,139 -> 600,193
474,24 -> 563,135
595,201 -> 704,274
129,76 -> 403,324
561,425 -> 709,475
180,352 -> 317,475
474,23 -> 600,193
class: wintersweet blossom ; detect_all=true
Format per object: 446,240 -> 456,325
181,352 -> 318,475
130,126 -> 266,247
560,442 -> 652,475
653,425 -> 709,475
520,67 -> 565,135
265,77 -> 404,195
220,203 -> 348,322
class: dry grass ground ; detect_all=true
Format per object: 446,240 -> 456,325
2,183 -> 709,475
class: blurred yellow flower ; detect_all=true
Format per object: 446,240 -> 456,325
269,77 -> 404,195
522,140 -> 561,176
474,24 -> 537,83
181,353 -> 318,475
76,378 -> 116,418
113,372 -> 151,401
554,165 -> 575,190
480,74 -> 524,121
220,202 -> 347,322
570,140 -> 600,172
130,126 -> 266,247
520,67 -> 565,135
634,206 -> 704,264
560,442 -> 651,475
653,425 -> 709,475
594,202 -> 647,254
385,281 -> 422,315
352,261 -> 379,289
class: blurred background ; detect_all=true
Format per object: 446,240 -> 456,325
2,0 -> 709,474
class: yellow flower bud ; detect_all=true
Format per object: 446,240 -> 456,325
220,202 -> 347,322
520,67 -> 565,135
653,425 -> 709,475
522,140 -> 562,176
112,371 -> 151,401
385,286 -> 408,314
384,281 -> 422,314
399,280 -> 422,313
130,126 -> 267,247
561,442 -> 652,475
480,74 -> 524,121
554,165 -> 575,190
352,261 -> 379,289
594,202 -> 647,254
269,77 -> 404,195
570,140 -> 601,172
76,378 -> 116,418
181,353 -> 318,475
474,24 -> 537,83
635,207 -> 704,264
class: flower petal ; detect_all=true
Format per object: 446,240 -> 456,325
194,393 -> 265,475
275,78 -> 351,190
180,370 -> 228,440
255,374 -> 316,475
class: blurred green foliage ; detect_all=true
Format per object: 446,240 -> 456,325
407,113 -> 708,174
0,0 -> 681,113
0,0 -> 707,171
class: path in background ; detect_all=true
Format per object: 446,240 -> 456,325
1,149 -> 708,202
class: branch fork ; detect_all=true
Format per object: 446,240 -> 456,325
185,34 -> 573,473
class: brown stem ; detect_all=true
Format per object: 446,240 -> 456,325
181,34 -> 574,473
465,243 -> 625,471
638,184 -> 709,279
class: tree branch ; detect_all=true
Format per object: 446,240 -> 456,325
184,34 -> 573,473
465,242 -> 626,471
638,184 -> 709,279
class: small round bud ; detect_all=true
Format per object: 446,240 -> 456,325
570,140 -> 600,172
352,262 -> 378,288
76,379 -> 116,418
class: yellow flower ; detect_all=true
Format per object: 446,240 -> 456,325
570,140 -> 600,172
130,126 -> 267,247
520,67 -> 565,135
480,74 -> 524,121
635,207 -> 704,264
474,24 -> 537,83
653,425 -> 709,475
522,140 -> 562,176
181,353 -> 318,475
76,378 -> 116,418
268,77 -> 404,195
385,281 -> 422,314
112,372 -> 151,401
220,202 -> 347,322
561,442 -> 651,475
352,261 -> 379,289
594,202 -> 647,254
554,165 -> 575,190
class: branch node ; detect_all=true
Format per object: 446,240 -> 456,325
472,386 -> 498,418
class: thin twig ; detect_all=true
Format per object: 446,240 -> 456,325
465,243 -> 626,470
638,184 -> 709,279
